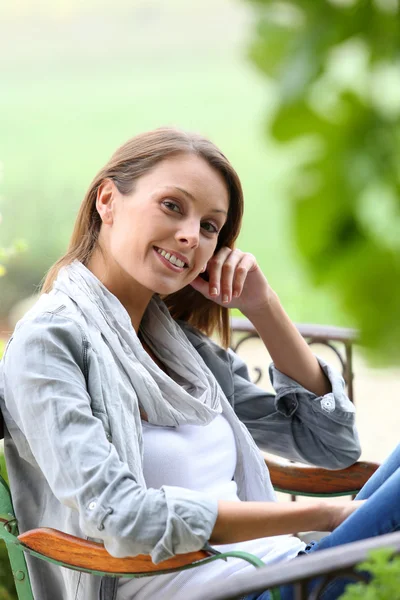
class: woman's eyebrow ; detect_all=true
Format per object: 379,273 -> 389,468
171,185 -> 228,215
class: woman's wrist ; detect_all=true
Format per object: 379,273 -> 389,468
240,286 -> 278,323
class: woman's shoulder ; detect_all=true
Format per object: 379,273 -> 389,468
9,291 -> 90,350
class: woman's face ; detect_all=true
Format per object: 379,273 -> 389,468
96,153 -> 230,299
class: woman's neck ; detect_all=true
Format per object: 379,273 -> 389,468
86,249 -> 153,332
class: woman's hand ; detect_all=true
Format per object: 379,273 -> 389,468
326,500 -> 366,531
190,247 -> 271,316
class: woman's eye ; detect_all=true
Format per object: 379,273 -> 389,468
163,200 -> 181,213
201,221 -> 218,234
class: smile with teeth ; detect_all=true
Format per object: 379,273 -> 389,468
156,248 -> 188,269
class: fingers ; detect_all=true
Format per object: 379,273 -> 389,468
207,248 -> 236,302
231,253 -> 256,299
220,250 -> 244,303
190,248 -> 257,305
207,248 -> 257,304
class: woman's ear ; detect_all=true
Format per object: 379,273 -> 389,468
96,179 -> 115,225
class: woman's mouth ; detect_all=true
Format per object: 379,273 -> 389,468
153,247 -> 189,272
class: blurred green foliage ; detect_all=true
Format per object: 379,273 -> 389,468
0,163 -> 27,280
0,454 -> 15,599
0,347 -> 16,598
247,0 -> 400,364
0,240 -> 27,280
340,547 -> 400,599
0,543 -> 14,600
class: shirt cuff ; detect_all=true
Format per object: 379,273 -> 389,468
150,486 -> 219,564
269,356 -> 355,422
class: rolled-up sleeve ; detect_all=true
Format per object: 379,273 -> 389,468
229,349 -> 361,469
2,314 -> 218,563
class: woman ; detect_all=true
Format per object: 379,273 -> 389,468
0,128 -> 398,600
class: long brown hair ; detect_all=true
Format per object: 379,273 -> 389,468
41,127 -> 244,346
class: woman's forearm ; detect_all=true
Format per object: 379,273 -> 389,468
243,289 -> 331,398
210,499 -> 332,544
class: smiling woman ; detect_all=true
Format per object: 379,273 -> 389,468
1,128 -> 398,600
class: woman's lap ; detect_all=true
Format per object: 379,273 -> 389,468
244,443 -> 400,600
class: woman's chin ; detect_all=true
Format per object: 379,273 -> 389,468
153,281 -> 192,297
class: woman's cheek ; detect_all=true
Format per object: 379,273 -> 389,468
188,268 -> 202,283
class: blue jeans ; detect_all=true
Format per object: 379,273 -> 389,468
244,443 -> 400,600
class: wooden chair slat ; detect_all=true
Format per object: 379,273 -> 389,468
264,455 -> 379,495
18,528 -> 209,574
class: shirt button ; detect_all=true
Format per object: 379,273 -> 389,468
321,398 -> 334,412
88,501 -> 97,510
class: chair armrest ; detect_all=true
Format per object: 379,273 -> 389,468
190,530 -> 400,600
263,454 -> 379,496
18,528 -> 209,574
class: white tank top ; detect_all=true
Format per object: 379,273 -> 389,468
142,413 -> 239,501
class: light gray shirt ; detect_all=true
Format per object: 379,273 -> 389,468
0,290 -> 361,600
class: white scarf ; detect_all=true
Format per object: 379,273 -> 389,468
54,260 -> 275,502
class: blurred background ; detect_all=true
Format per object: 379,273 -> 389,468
0,1 -> 400,595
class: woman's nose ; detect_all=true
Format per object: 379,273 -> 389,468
175,220 -> 200,248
